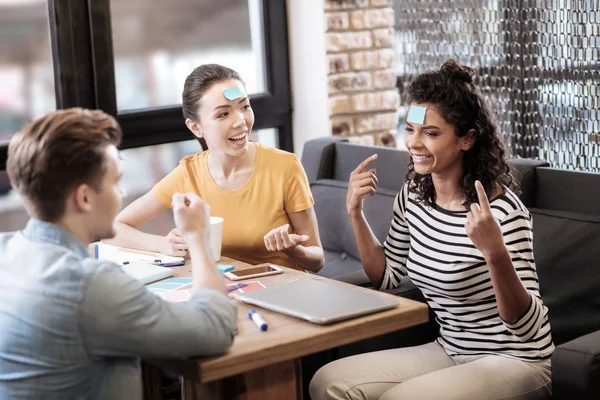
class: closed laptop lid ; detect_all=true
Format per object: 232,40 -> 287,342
233,279 -> 399,324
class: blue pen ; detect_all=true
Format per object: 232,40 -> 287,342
248,309 -> 268,331
160,261 -> 185,267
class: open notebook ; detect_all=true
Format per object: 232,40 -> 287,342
95,243 -> 184,267
121,262 -> 174,285
95,243 -> 181,285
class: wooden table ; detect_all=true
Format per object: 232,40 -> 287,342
145,257 -> 429,399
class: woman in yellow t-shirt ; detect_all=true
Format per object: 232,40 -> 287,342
112,64 -> 324,272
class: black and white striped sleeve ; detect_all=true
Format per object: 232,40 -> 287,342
499,209 -> 546,342
380,186 -> 410,290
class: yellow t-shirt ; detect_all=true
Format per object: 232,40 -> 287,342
152,143 -> 314,270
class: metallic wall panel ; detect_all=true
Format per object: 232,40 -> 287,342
394,0 -> 600,171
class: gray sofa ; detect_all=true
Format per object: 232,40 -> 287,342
301,136 -> 600,399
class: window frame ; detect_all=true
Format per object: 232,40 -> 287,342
0,0 -> 292,170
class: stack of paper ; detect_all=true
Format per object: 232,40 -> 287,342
95,243 -> 185,267
95,243 -> 183,285
121,262 -> 174,285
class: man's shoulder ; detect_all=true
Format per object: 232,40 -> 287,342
0,235 -> 104,304
0,230 -> 17,247
79,258 -> 127,285
80,256 -> 120,271
80,259 -> 146,293
0,232 -> 120,281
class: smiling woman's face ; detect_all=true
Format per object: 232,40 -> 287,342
404,103 -> 473,178
193,79 -> 255,157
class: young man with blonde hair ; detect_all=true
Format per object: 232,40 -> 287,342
0,108 -> 237,399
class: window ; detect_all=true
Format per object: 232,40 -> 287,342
0,0 -> 291,170
0,0 -> 56,226
110,0 -> 267,111
109,0 -> 291,152
0,0 -> 291,231
0,0 -> 55,145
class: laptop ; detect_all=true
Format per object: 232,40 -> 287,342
233,279 -> 399,324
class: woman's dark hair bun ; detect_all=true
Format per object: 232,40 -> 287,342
440,59 -> 475,84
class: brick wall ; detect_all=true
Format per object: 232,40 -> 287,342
325,0 -> 399,147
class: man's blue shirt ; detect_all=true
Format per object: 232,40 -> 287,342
0,219 -> 237,399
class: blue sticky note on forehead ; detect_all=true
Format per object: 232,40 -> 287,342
223,86 -> 246,100
406,106 -> 427,124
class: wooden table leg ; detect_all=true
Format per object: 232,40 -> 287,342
141,361 -> 163,400
183,359 -> 302,400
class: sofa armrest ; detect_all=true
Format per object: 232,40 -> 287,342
552,329 -> 600,400
301,137 -> 347,182
508,158 -> 549,207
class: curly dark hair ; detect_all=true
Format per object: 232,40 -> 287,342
404,60 -> 519,208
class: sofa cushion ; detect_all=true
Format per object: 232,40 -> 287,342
533,168 -> 600,215
319,249 -> 364,282
333,143 -> 410,192
552,329 -> 600,400
321,251 -> 427,301
301,137 -> 347,182
531,208 -> 600,346
312,179 -> 396,262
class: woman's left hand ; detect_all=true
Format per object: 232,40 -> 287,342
264,224 -> 310,253
465,181 -> 507,259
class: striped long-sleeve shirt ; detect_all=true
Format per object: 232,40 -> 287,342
382,185 -> 554,361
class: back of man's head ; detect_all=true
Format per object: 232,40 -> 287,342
7,108 -> 122,222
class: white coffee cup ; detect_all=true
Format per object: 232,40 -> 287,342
209,216 -> 224,262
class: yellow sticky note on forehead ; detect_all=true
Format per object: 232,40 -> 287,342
407,106 -> 427,124
223,86 -> 246,100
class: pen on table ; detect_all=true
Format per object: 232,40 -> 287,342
122,259 -> 184,267
159,261 -> 185,267
248,309 -> 268,331
122,259 -> 162,266
227,283 -> 248,293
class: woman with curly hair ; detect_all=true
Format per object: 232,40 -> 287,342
310,60 -> 554,400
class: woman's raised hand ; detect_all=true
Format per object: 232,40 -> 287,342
157,228 -> 188,257
346,154 -> 379,218
465,181 -> 506,259
264,223 -> 309,253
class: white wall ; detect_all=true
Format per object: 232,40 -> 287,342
286,0 -> 330,158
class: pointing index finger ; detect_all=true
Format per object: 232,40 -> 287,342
475,180 -> 491,212
353,154 -> 378,174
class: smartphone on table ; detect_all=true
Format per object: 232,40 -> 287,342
224,264 -> 283,281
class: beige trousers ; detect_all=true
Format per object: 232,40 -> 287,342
309,341 -> 552,400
